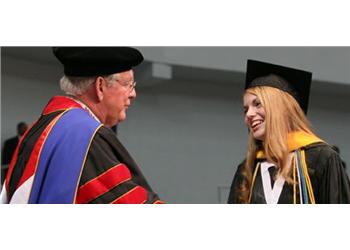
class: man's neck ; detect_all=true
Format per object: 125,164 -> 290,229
67,95 -> 102,123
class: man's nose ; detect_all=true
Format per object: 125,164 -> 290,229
130,88 -> 137,99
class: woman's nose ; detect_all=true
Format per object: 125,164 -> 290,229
246,107 -> 256,118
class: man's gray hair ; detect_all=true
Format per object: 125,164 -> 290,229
60,74 -> 117,95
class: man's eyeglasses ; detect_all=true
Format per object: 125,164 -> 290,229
119,80 -> 137,92
103,76 -> 137,92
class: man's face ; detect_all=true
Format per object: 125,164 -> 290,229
102,70 -> 136,126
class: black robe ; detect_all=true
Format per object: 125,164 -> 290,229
228,143 -> 350,204
3,96 -> 162,204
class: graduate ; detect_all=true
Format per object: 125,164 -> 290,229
228,60 -> 350,204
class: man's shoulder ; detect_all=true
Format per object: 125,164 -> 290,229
62,108 -> 101,127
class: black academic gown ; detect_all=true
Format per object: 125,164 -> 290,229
228,143 -> 350,204
4,96 -> 162,204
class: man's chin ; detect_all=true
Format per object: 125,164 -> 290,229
105,117 -> 125,127
117,113 -> 127,123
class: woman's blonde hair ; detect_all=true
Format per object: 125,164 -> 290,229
238,85 -> 316,203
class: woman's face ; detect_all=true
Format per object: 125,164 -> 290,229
243,92 -> 266,141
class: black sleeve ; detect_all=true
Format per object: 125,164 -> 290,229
228,160 -> 246,204
78,126 -> 162,204
306,144 -> 350,204
314,146 -> 350,204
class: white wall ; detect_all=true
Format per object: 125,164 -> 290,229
118,79 -> 246,203
1,56 -> 62,141
139,47 -> 350,85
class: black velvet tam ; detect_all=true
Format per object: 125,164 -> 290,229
53,47 -> 144,77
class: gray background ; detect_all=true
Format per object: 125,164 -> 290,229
1,47 -> 350,203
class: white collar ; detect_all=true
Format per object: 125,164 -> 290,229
66,96 -> 101,123
260,161 -> 285,204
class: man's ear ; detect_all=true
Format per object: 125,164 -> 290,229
95,76 -> 106,102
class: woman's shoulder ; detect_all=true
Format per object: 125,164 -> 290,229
304,142 -> 338,158
234,159 -> 247,173
304,142 -> 344,172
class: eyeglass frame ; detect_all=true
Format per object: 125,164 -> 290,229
116,79 -> 137,92
101,75 -> 137,92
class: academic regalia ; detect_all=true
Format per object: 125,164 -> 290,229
0,96 -> 162,204
228,132 -> 350,204
228,60 -> 350,204
245,59 -> 312,114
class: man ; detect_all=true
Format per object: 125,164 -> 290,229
0,47 -> 163,204
1,122 -> 28,185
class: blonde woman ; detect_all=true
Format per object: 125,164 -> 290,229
228,60 -> 350,204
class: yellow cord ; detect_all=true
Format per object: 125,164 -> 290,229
248,154 -> 313,204
293,155 -> 297,204
300,150 -> 315,204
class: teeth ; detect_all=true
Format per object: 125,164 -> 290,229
252,120 -> 262,128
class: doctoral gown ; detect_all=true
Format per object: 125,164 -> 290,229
0,96 -> 162,204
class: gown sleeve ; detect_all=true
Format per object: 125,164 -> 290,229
76,126 -> 163,204
227,160 -> 246,204
313,145 -> 350,204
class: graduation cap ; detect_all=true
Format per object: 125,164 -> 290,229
53,47 -> 144,77
245,59 -> 312,114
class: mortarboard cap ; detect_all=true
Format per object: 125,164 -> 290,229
245,59 -> 312,114
53,47 -> 144,77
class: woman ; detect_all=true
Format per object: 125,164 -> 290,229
228,60 -> 350,204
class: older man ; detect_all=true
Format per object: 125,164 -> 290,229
1,47 -> 162,204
